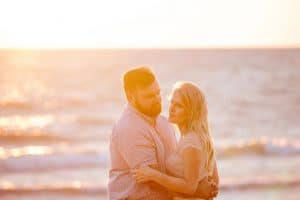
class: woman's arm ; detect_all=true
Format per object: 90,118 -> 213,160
132,147 -> 201,195
212,161 -> 219,185
195,161 -> 219,199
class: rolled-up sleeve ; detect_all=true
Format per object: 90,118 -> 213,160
117,127 -> 157,169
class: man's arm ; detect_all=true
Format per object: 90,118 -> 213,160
133,147 -> 201,195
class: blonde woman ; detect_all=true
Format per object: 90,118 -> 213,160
132,82 -> 219,200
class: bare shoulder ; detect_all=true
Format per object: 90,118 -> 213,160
181,133 -> 202,146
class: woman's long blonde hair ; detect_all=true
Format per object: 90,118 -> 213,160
171,81 -> 215,170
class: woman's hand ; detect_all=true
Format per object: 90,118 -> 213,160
132,166 -> 156,183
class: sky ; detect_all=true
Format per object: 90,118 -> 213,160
0,0 -> 299,48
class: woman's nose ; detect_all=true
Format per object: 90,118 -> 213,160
155,94 -> 161,102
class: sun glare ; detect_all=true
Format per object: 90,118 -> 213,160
0,115 -> 54,130
0,0 -> 299,48
0,146 -> 53,159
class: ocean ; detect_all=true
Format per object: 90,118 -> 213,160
0,49 -> 300,200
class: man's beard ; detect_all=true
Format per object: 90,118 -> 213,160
135,101 -> 161,118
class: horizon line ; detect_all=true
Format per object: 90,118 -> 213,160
1,45 -> 300,51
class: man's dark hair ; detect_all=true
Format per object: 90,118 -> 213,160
123,66 -> 156,95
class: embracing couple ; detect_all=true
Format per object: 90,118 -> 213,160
108,66 -> 219,200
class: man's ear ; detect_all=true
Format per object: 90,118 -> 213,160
127,91 -> 136,104
126,86 -> 139,104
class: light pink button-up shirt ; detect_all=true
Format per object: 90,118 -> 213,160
108,104 -> 177,200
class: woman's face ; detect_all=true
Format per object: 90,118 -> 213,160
168,91 -> 188,125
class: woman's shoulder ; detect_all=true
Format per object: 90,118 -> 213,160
178,132 -> 203,152
183,132 -> 202,143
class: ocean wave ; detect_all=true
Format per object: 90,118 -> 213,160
0,176 -> 299,196
0,114 -> 112,144
0,129 -> 67,144
73,115 -> 114,126
1,137 -> 300,174
0,152 -> 109,173
0,97 -> 89,111
0,183 -> 106,195
220,176 -> 300,190
0,100 -> 32,110
216,138 -> 300,157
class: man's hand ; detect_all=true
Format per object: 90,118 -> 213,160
132,166 -> 156,183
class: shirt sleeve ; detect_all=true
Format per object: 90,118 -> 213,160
117,127 -> 158,169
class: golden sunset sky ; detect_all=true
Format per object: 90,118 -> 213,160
0,0 -> 299,48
